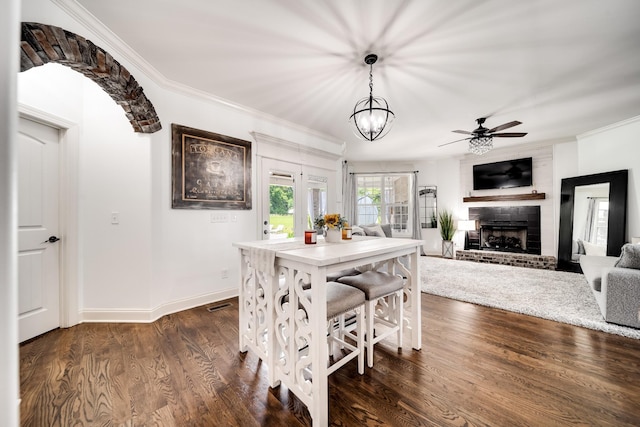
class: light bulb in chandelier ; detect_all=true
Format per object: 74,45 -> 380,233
468,135 -> 493,155
349,54 -> 395,142
354,97 -> 393,135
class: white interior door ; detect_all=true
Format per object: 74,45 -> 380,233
18,117 -> 61,342
260,158 -> 332,240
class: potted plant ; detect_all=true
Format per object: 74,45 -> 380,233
438,209 -> 457,258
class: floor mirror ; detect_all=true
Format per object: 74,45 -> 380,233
557,170 -> 628,272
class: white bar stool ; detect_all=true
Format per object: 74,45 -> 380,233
302,281 -> 366,375
338,270 -> 404,368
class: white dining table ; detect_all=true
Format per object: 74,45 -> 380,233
233,235 -> 423,426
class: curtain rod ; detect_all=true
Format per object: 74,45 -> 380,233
349,170 -> 419,175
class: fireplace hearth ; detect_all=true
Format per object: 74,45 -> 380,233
467,206 -> 541,255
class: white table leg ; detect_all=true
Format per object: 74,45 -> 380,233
238,250 -> 249,352
310,267 -> 329,426
410,249 -> 421,350
267,270 -> 280,388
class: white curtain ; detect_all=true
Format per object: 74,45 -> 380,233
411,172 -> 425,255
342,161 -> 356,226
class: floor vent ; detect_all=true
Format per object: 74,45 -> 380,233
207,303 -> 231,313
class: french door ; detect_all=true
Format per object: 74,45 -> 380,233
260,158 -> 332,240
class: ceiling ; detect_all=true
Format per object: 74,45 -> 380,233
74,0 -> 640,161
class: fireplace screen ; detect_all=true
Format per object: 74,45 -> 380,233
480,225 -> 527,252
468,206 -> 541,255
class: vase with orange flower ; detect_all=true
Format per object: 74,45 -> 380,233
314,213 -> 347,243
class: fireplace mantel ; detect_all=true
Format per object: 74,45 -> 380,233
463,193 -> 546,203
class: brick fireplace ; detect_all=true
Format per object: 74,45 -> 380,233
467,206 -> 541,255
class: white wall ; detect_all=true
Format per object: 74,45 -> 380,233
16,0 -> 640,328
418,125 -> 638,258
429,157 -> 463,253
146,83 -> 342,317
81,80 -> 154,311
552,140 -> 580,253
416,140 -> 579,257
19,0 -> 343,323
407,143 -> 560,256
577,116 -> 640,240
413,159 -> 441,254
458,143 -> 556,255
346,160 -> 436,251
345,159 -> 464,255
1,0 -> 20,424
347,157 -> 464,255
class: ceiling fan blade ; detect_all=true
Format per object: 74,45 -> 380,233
492,132 -> 528,138
438,137 -> 470,147
488,121 -> 521,133
452,130 -> 472,135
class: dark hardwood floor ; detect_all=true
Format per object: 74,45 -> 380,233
20,294 -> 640,426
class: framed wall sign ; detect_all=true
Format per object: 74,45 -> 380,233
171,124 -> 252,210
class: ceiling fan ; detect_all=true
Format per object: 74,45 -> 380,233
439,118 -> 528,155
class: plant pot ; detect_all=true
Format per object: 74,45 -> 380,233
325,228 -> 342,243
442,240 -> 454,258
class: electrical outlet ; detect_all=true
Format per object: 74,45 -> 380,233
210,213 -> 229,223
221,269 -> 229,279
111,212 -> 120,225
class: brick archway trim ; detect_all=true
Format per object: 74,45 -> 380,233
20,22 -> 162,134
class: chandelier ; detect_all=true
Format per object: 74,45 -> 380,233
349,54 -> 394,141
468,135 -> 493,155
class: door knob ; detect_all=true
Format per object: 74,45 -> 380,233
43,235 -> 60,243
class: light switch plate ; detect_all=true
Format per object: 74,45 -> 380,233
210,213 -> 229,223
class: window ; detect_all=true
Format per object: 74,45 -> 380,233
593,199 -> 609,246
355,174 -> 412,234
307,174 -> 327,229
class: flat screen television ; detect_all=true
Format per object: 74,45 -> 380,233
473,157 -> 533,190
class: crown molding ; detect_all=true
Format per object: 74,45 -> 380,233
51,0 -> 345,147
51,0 -> 165,82
250,132 -> 345,161
577,115 -> 640,139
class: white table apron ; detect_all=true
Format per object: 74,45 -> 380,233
234,237 -> 422,426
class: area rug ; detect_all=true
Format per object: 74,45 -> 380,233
420,256 -> 640,339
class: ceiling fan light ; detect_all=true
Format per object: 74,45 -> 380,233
469,135 -> 493,155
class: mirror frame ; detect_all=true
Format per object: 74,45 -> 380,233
419,186 -> 437,229
558,169 -> 628,272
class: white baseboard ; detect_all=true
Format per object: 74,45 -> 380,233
80,288 -> 238,323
